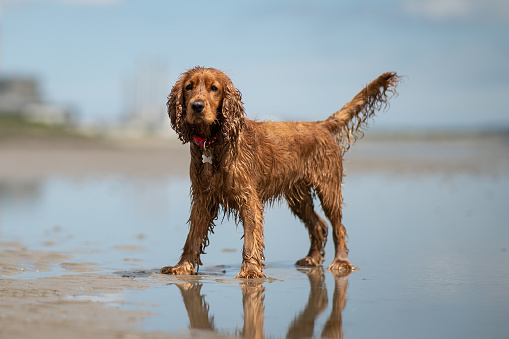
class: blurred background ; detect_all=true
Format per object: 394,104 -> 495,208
1,0 -> 507,133
1,1 -> 509,338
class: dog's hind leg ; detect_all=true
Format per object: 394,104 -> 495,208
287,183 -> 328,267
315,178 -> 356,273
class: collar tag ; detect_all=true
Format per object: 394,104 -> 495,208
202,153 -> 213,164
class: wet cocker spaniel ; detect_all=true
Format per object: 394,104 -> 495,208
161,67 -> 400,278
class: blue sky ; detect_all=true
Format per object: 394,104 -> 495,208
1,0 -> 508,129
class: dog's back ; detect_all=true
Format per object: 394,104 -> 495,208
238,119 -> 343,204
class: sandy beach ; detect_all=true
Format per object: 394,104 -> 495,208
1,132 -> 508,180
1,132 -> 508,338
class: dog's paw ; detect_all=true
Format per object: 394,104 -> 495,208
235,261 -> 265,279
295,256 -> 322,267
235,269 -> 266,279
327,258 -> 357,273
160,263 -> 195,275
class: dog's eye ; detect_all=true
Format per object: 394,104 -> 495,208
210,85 -> 218,92
185,84 -> 193,91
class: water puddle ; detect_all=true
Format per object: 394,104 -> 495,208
1,172 -> 508,338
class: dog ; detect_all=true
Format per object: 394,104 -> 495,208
161,67 -> 399,278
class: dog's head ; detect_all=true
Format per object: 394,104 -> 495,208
167,67 -> 245,145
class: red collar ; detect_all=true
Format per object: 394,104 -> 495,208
193,135 -> 218,149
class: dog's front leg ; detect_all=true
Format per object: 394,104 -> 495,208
161,193 -> 218,275
235,194 -> 266,279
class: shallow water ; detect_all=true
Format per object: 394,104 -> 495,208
1,171 -> 508,338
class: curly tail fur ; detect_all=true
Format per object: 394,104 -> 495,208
324,72 -> 400,153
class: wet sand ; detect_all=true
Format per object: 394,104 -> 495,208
1,132 -> 508,180
1,132 -> 508,338
0,136 -> 204,338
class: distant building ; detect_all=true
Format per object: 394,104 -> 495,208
0,76 -> 74,125
122,59 -> 170,135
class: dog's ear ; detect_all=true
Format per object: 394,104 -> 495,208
167,75 -> 191,143
221,79 -> 245,144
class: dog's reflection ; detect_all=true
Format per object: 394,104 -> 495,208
240,281 -> 266,338
174,268 -> 350,338
174,283 -> 215,331
321,271 -> 349,338
287,268 -> 348,339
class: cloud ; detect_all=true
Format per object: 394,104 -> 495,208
403,0 -> 509,21
405,0 -> 470,19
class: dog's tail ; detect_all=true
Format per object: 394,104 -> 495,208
323,72 -> 400,153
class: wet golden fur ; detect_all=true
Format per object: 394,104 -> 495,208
161,67 -> 400,278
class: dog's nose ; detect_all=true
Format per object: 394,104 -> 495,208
191,101 -> 205,113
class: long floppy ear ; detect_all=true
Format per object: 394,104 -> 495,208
167,75 -> 192,143
221,80 -> 245,144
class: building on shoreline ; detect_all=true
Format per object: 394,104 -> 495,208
0,75 -> 74,125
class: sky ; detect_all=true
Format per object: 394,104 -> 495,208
1,0 -> 508,129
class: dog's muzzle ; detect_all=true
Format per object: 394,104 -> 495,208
191,101 -> 205,114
